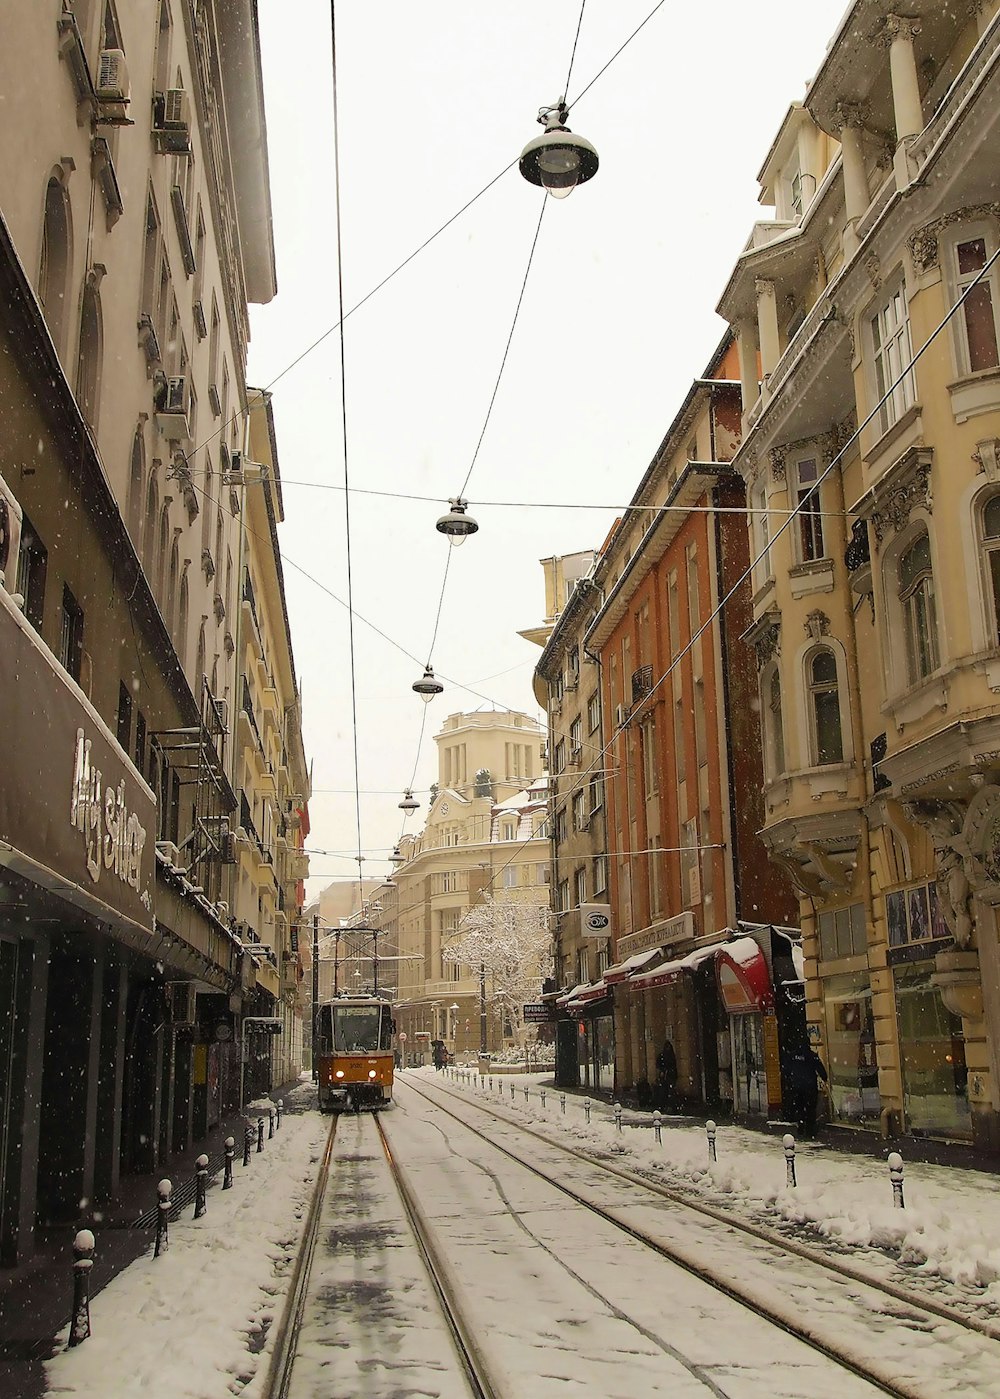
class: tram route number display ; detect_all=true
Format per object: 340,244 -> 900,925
522,1003 -> 554,1024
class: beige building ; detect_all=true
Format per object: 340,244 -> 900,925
385,711 -> 550,1058
0,0 -> 310,1264
718,0 -> 1000,1149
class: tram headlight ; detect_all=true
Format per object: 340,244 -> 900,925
335,1070 -> 345,1079
368,1070 -> 377,1079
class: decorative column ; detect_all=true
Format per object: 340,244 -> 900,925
884,16 -> 924,142
735,318 -> 759,415
754,280 -> 781,388
835,104 -> 871,258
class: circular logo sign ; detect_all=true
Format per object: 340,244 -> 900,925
583,910 -> 610,933
214,1020 -> 233,1042
398,1031 -> 407,1042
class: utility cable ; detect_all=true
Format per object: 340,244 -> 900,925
564,0 -> 588,100
329,0 -> 364,875
566,0 -> 668,112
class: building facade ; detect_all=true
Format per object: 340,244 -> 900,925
386,712 -> 550,1060
718,0 -> 1000,1149
0,0 -> 309,1266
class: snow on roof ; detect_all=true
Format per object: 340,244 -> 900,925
721,935 -> 766,968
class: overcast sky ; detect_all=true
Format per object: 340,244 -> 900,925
246,1 -> 848,900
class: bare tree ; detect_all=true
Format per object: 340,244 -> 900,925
443,894 -> 552,1040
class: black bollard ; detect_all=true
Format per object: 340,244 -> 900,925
267,1109 -> 274,1140
256,1117 -> 265,1153
68,1229 -> 95,1347
243,1124 -> 254,1167
154,1179 -> 172,1258
193,1154 -> 208,1218
275,1100 -> 283,1131
223,1137 -> 235,1189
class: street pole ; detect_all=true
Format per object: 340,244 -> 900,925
479,961 -> 487,1055
311,913 -> 319,1082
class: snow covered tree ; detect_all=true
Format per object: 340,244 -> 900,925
443,894 -> 552,1040
473,767 -> 494,798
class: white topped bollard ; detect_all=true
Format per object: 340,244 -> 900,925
888,1151 -> 905,1208
614,1102 -> 623,1134
706,1120 -> 717,1162
783,1133 -> 797,1188
154,1179 -> 172,1257
510,1081 -> 515,1101
488,1076 -> 493,1092
524,1083 -> 530,1103
583,1097 -> 592,1125
68,1229 -> 95,1346
193,1154 -> 209,1218
653,1110 -> 662,1145
540,1088 -> 547,1110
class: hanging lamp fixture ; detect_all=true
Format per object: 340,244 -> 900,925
436,497 -> 479,546
412,665 -> 444,702
519,99 -> 598,199
398,789 -> 419,815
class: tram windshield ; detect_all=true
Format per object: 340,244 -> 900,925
318,1003 -> 391,1053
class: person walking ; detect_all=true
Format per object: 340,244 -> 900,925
786,1043 -> 827,1138
655,1038 -> 678,1112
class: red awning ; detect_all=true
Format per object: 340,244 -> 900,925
603,948 -> 663,984
630,941 -> 727,990
715,936 -> 773,1014
568,978 -> 608,1006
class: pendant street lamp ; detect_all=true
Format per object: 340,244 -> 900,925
390,845 -> 404,867
519,99 -> 598,199
436,497 -> 478,546
398,789 -> 419,815
412,665 -> 444,702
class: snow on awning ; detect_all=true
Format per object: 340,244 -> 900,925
630,940 -> 731,991
603,947 -> 663,984
569,978 -> 608,1005
715,935 -> 774,1014
555,982 -> 590,1006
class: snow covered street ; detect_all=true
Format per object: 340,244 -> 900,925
38,1072 -> 1000,1398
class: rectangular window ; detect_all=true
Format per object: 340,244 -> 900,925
577,947 -> 589,983
667,571 -> 680,656
554,739 -> 566,773
818,902 -> 869,961
502,864 -> 518,889
59,584 -> 84,681
574,867 -> 586,907
593,855 -> 608,894
555,808 -> 568,845
885,882 -> 946,948
573,789 -> 586,831
686,546 -> 700,635
117,680 -> 133,751
558,880 -> 570,913
587,690 -> 601,733
570,717 -> 582,758
871,283 -> 916,434
794,458 -> 824,561
16,513 -> 47,631
681,818 -> 699,905
589,773 -> 604,814
751,479 -> 772,589
674,699 -> 686,785
641,718 -> 658,797
954,233 -> 1000,373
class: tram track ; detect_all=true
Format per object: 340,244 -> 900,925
401,1072 -> 1000,1399
262,1107 -> 498,1399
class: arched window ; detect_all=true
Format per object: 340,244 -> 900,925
126,427 -> 145,539
981,494 -> 1000,647
763,663 -> 785,778
142,472 -> 159,566
177,570 -> 189,666
157,504 -> 171,598
77,277 -> 103,429
807,649 -> 844,766
165,535 -> 179,628
898,531 -> 938,683
196,621 -> 207,684
38,175 -> 72,357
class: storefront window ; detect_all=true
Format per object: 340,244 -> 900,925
732,1014 -> 767,1115
895,963 -> 971,1139
818,904 -> 866,961
594,1015 -> 614,1091
822,973 -> 880,1123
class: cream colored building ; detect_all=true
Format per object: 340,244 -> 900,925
719,0 -> 1000,1148
385,712 -> 550,1058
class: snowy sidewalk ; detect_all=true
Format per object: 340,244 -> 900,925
43,1082 -> 328,1399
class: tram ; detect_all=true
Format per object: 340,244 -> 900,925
315,994 -> 395,1111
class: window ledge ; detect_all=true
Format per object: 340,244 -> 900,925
789,558 -> 835,598
882,668 -> 950,730
863,402 -> 922,476
948,367 -> 1000,425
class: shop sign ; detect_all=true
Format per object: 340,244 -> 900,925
617,910 -> 693,959
522,1002 -> 553,1024
0,597 -> 156,931
762,1012 -> 783,1111
580,904 -> 612,939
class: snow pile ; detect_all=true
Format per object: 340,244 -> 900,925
459,1072 -> 1000,1308
45,1084 -> 328,1398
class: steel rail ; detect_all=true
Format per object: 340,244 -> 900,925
260,1113 -> 338,1399
373,1111 -> 499,1399
422,1074 -> 1000,1344
404,1075 -> 997,1399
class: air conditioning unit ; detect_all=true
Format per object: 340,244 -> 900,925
165,982 -> 197,1025
161,87 -> 190,129
96,48 -> 129,101
155,375 -> 192,440
578,815 -> 591,832
564,676 -> 579,692
226,451 -> 264,486
569,745 -> 582,767
0,471 -> 23,595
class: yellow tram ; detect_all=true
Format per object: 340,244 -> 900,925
315,995 -> 395,1111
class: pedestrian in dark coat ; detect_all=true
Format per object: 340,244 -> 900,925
655,1039 -> 678,1112
786,1045 -> 828,1138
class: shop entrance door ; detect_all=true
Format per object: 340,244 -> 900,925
732,1014 -> 767,1116
896,963 -> 972,1139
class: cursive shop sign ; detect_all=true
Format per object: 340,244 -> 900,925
70,728 -> 149,894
